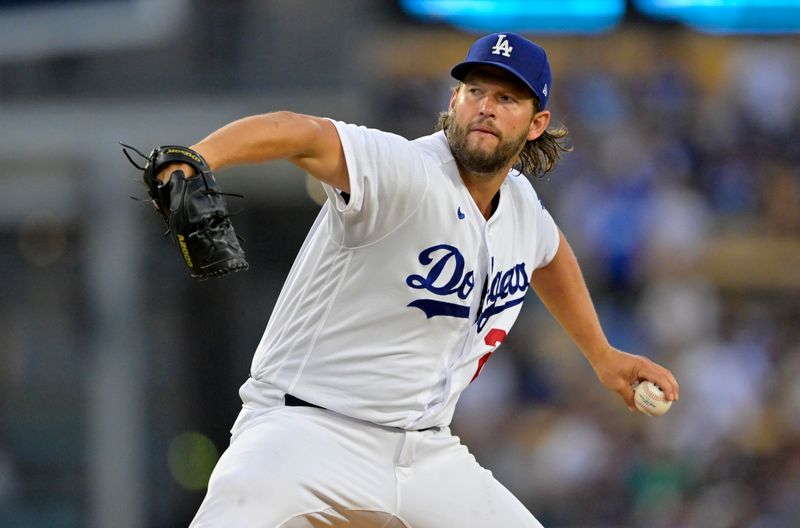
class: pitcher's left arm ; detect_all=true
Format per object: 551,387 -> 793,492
530,229 -> 679,410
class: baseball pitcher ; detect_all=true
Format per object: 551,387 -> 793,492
136,32 -> 679,527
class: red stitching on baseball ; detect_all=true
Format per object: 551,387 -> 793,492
643,385 -> 666,402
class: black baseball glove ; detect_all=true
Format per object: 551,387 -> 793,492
122,143 -> 248,280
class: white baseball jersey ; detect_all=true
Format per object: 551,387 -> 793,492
242,121 -> 559,430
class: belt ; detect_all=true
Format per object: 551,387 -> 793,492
284,394 -> 324,409
283,393 -> 439,432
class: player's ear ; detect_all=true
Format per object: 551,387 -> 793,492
527,110 -> 550,141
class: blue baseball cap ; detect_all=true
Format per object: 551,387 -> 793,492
451,32 -> 552,109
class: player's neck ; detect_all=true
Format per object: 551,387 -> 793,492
458,168 -> 506,220
456,159 -> 512,219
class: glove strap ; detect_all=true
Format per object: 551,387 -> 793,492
151,145 -> 210,175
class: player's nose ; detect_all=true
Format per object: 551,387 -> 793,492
479,96 -> 496,116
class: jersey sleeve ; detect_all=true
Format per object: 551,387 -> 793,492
321,120 -> 429,246
532,195 -> 560,269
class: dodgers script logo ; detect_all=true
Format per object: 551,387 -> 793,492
406,244 -> 528,331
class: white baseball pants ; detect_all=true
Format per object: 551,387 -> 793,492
189,401 -> 544,527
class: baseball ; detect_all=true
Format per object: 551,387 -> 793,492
634,381 -> 672,416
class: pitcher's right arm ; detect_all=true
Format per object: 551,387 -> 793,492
158,112 -> 348,191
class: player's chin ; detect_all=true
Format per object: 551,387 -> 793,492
467,134 -> 499,153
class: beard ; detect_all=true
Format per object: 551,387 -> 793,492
445,110 -> 529,177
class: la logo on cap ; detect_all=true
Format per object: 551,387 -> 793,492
490,34 -> 513,57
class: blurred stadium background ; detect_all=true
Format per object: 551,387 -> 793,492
1,1 -> 799,527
